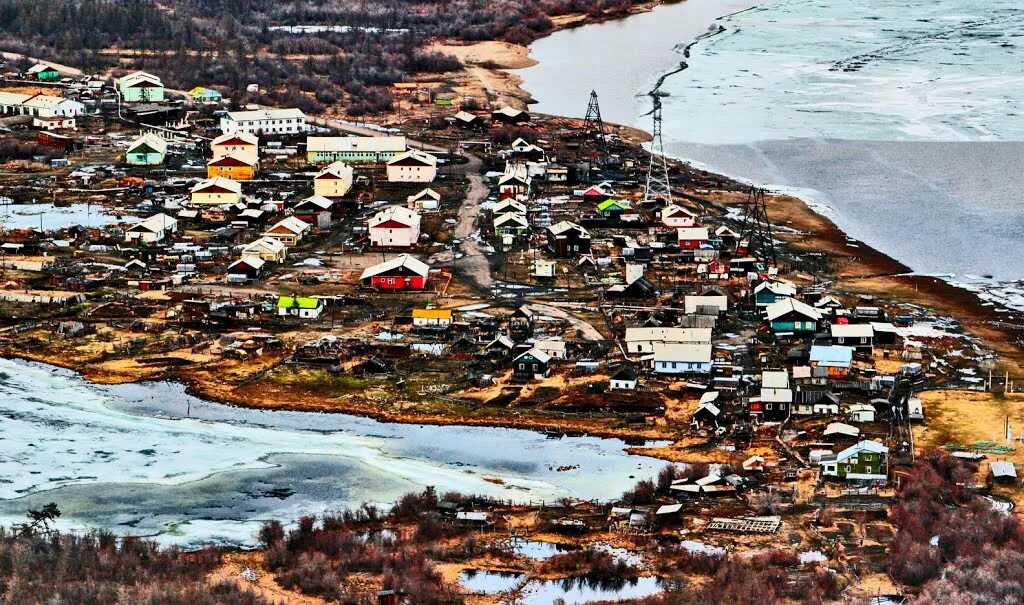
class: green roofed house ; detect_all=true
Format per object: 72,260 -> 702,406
277,296 -> 324,319
126,133 -> 167,165
597,199 -> 632,219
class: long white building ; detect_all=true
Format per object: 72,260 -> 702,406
220,108 -> 307,135
0,92 -> 84,118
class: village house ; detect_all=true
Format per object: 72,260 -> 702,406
406,188 -> 440,212
809,345 -> 854,379
190,177 -> 242,206
262,216 -> 311,247
766,298 -> 822,334
498,164 -> 532,200
125,133 -> 167,166
661,203 -> 697,228
677,226 -> 710,251
211,132 -> 259,165
494,213 -> 529,236
847,403 -> 876,423
368,206 -> 421,248
277,295 -> 324,319
693,395 -> 722,429
207,154 -> 257,181
118,71 -> 165,102
491,106 -> 530,124
187,86 -> 223,104
830,323 -> 874,352
754,281 -> 798,308
386,149 -> 437,183
359,254 -> 430,290
306,135 -> 406,163
33,115 -> 76,130
412,308 -> 453,328
609,365 -> 638,390
28,63 -> 61,81
651,343 -> 713,375
819,440 -> 888,480
313,161 -> 354,198
452,111 -> 484,129
624,327 -> 713,354
220,108 -> 307,135
493,199 -> 527,216
124,213 -> 177,244
242,236 -> 287,263
226,256 -> 265,282
293,196 -> 335,228
513,348 -> 550,380
546,221 -> 591,257
596,199 -> 631,220
508,306 -> 534,336
546,164 -> 569,182
684,295 -> 729,316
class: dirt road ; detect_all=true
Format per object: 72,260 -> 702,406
528,303 -> 605,341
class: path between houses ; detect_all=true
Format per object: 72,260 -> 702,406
528,302 -> 605,342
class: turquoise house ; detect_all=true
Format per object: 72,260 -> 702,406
766,298 -> 822,334
119,71 -> 165,103
126,133 -> 167,166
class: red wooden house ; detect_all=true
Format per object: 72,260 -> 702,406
677,226 -> 710,250
359,254 -> 429,290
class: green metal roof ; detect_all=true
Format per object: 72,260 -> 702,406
277,296 -> 320,309
597,199 -> 630,212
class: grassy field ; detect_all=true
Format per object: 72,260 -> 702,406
914,389 -> 1024,505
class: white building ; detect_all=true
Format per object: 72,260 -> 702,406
124,213 -> 178,244
625,327 -> 713,355
220,108 -> 307,135
651,343 -> 713,375
0,92 -> 84,118
368,206 -> 422,248
386,149 -> 437,183
660,204 -> 697,228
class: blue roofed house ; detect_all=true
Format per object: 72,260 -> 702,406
809,345 -> 854,379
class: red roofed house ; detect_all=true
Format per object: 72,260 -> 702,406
368,206 -> 421,249
359,254 -> 429,290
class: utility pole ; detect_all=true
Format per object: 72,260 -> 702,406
642,96 -> 672,206
737,186 -> 777,266
582,90 -> 608,165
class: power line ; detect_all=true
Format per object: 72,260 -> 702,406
737,186 -> 777,265
643,95 -> 672,206
582,90 -> 608,165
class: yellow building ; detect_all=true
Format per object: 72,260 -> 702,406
207,154 -> 257,181
313,161 -> 354,198
190,176 -> 242,206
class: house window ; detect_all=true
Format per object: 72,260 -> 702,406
518,363 -> 525,370
766,403 -> 773,410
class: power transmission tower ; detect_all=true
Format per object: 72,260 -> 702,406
737,186 -> 777,265
582,90 -> 608,165
643,96 -> 672,206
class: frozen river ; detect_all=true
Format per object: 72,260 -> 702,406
520,0 -> 1024,281
0,359 -> 662,547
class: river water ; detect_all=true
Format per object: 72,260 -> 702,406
0,359 -> 662,546
520,0 -> 1024,282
